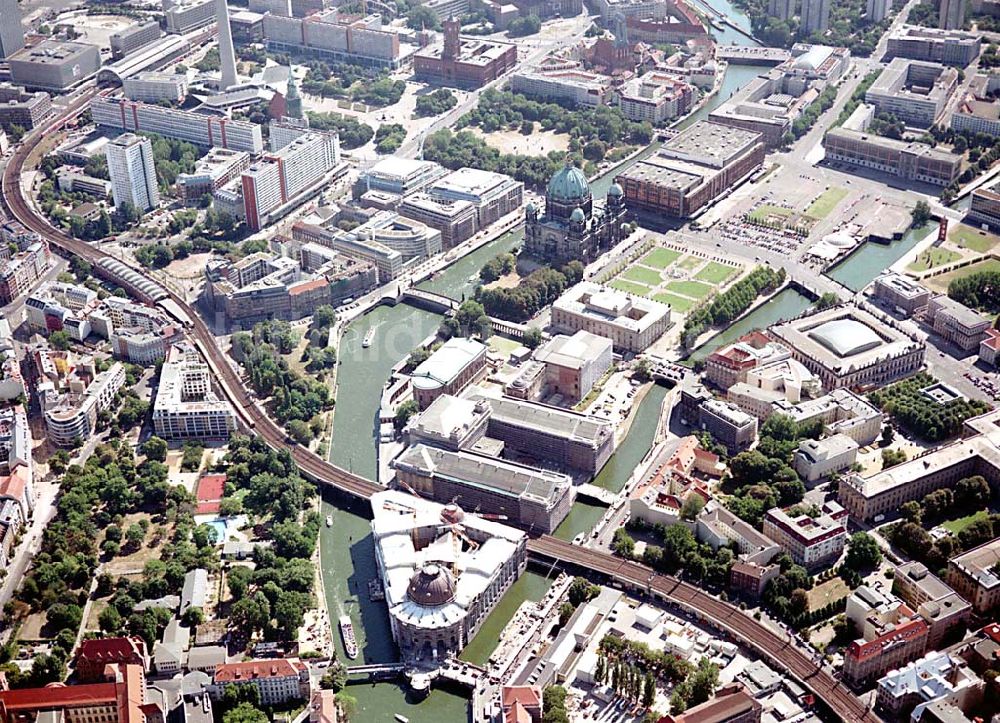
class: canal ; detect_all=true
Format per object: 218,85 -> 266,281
825,222 -> 935,292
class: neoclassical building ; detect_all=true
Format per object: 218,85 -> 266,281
524,163 -> 627,265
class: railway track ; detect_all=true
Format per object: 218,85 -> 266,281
2,92 -> 878,722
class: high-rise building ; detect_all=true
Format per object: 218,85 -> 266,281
0,0 -> 24,59
216,0 -> 239,89
106,133 -> 160,212
939,0 -> 966,29
866,0 -> 890,22
767,0 -> 795,21
800,0 -> 830,33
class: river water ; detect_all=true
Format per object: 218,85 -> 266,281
318,3 -> 761,719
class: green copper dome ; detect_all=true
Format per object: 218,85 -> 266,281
548,163 -> 590,203
608,182 -> 624,197
570,207 -> 586,223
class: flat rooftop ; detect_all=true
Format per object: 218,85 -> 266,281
660,120 -> 762,168
9,40 -> 97,65
467,390 -> 613,447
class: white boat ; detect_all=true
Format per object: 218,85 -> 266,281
339,615 -> 358,659
394,716 -> 409,723
362,328 -> 376,348
325,514 -> 333,527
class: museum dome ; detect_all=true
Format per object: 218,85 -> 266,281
406,563 -> 456,607
548,163 -> 590,203
570,207 -> 586,223
808,318 -> 883,358
608,182 -> 624,197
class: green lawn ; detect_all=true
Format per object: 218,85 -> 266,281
488,335 -> 521,356
748,204 -> 794,223
907,247 -> 963,272
609,279 -> 650,296
621,265 -> 663,286
925,257 -> 1000,293
653,291 -> 695,312
640,247 -> 681,270
678,255 -> 702,271
805,187 -> 849,220
949,224 -> 1000,253
666,280 -> 714,299
695,261 -> 737,285
941,509 -> 990,535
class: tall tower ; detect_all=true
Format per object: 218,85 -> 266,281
767,0 -> 795,21
442,16 -> 461,61
106,134 -> 160,213
0,0 -> 25,60
286,68 -> 303,119
216,0 -> 239,89
939,0 -> 966,29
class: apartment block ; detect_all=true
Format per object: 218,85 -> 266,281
762,500 -> 848,569
152,344 -> 236,441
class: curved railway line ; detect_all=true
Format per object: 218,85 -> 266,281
1,94 -> 879,722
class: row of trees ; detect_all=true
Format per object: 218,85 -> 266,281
869,372 -> 991,442
681,266 -> 786,349
477,261 -> 584,321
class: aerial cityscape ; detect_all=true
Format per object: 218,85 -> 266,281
0,0 -> 999,719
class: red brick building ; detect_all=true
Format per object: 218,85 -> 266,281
413,19 -> 517,89
0,664 -> 148,723
75,637 -> 149,682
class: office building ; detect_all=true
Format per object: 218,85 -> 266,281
894,561 -> 972,647
768,303 -> 925,391
371,489 -> 527,661
948,537 -> 1000,613
356,156 -> 446,198
111,21 -> 162,60
616,121 -> 765,220
0,0 -> 24,60
413,18 -> 517,88
525,164 -> 627,265
551,281 -> 671,353
292,221 -> 404,282
0,239 -> 50,305
768,0 -> 795,20
152,343 -> 237,441
0,664 -> 147,723
106,133 -> 160,213
762,501 -> 847,569
969,176 -> 1000,229
204,246 -> 376,328
209,659 -> 310,704
939,0 -> 967,29
876,653 -> 982,720
123,72 -> 188,103
534,330 -> 613,403
263,9 -> 413,69
618,71 -> 696,124
510,67 -> 613,107
411,337 -> 488,410
793,433 -> 859,482
800,0 -> 830,33
705,331 -> 791,390
872,272 -> 932,314
952,76 -> 1000,137
467,391 -> 615,475
177,148 -> 250,202
91,96 -> 264,154
393,443 -> 573,534
8,41 -> 101,92
925,294 -> 991,351
866,59 -> 959,127
398,194 -> 478,249
886,25 -> 981,66
867,0 -> 891,22
25,281 -> 99,340
823,125 -> 962,186
696,399 -> 758,454
0,85 -> 52,132
981,327 -> 1000,367
425,167 -> 523,236
163,0 -> 216,33
838,408 -> 1000,521
37,353 -> 126,447
844,609 -> 929,688
233,131 -> 340,231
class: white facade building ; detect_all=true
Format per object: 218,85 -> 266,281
152,344 -> 236,440
106,133 -> 160,212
